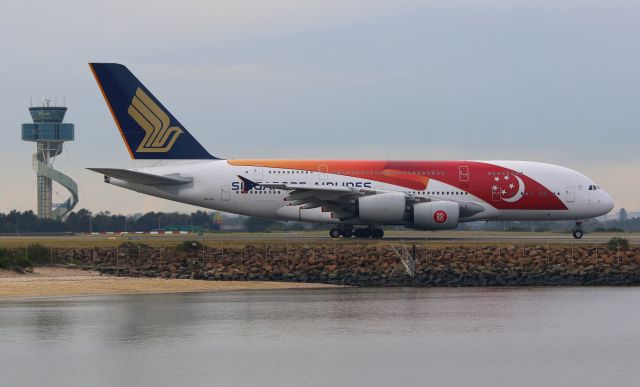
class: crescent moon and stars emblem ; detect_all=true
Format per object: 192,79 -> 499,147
491,173 -> 526,203
501,175 -> 525,202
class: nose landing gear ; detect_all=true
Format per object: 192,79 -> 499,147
572,221 -> 584,239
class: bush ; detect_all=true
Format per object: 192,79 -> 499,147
0,248 -> 33,272
0,248 -> 8,269
26,243 -> 50,264
176,240 -> 203,252
119,241 -> 150,249
13,256 -> 33,269
607,237 -> 630,250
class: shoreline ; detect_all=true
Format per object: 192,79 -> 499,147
0,268 -> 339,300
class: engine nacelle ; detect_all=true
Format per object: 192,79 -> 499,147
358,193 -> 407,224
413,201 -> 459,230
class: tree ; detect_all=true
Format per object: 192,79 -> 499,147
244,216 -> 284,232
619,208 -> 628,222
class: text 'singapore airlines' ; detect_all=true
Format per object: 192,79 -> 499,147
88,63 -> 614,239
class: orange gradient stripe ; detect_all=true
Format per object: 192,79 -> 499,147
228,159 -> 430,190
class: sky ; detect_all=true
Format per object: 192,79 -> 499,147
1,0 -> 638,214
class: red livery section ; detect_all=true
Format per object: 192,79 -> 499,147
228,160 -> 568,211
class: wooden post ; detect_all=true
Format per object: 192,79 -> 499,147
425,238 -> 429,265
116,247 -> 119,277
424,238 -> 427,262
522,240 -> 525,269
473,239 -> 476,265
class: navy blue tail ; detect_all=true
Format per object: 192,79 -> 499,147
90,63 -> 216,160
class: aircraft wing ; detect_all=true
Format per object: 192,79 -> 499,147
240,176 -> 408,219
88,168 -> 193,186
251,178 -> 484,219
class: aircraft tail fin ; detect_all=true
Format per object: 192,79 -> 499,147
89,63 -> 216,160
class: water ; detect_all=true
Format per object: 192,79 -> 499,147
2,287 -> 640,387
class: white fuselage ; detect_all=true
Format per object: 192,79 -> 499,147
105,159 -> 614,225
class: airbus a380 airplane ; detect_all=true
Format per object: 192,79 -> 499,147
88,63 -> 614,239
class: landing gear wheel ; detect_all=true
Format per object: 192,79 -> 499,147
329,228 -> 341,238
354,228 -> 371,238
371,228 -> 384,239
572,221 -> 584,239
341,228 -> 353,238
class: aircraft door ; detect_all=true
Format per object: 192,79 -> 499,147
318,165 -> 328,180
491,186 -> 501,202
253,167 -> 263,182
565,187 -> 575,203
458,165 -> 470,188
221,185 -> 230,201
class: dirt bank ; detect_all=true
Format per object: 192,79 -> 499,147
0,267 -> 337,299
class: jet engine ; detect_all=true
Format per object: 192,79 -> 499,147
357,193 -> 407,224
412,201 -> 459,230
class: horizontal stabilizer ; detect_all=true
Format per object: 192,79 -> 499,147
88,168 -> 193,186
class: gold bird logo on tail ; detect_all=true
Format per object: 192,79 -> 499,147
128,88 -> 183,152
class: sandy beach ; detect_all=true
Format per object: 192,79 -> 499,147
0,267 -> 337,300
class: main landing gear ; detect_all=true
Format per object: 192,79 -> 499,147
329,226 -> 384,239
572,221 -> 584,239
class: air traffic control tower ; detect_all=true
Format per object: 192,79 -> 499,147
21,100 -> 79,219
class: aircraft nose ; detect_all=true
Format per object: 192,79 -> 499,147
601,190 -> 614,214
